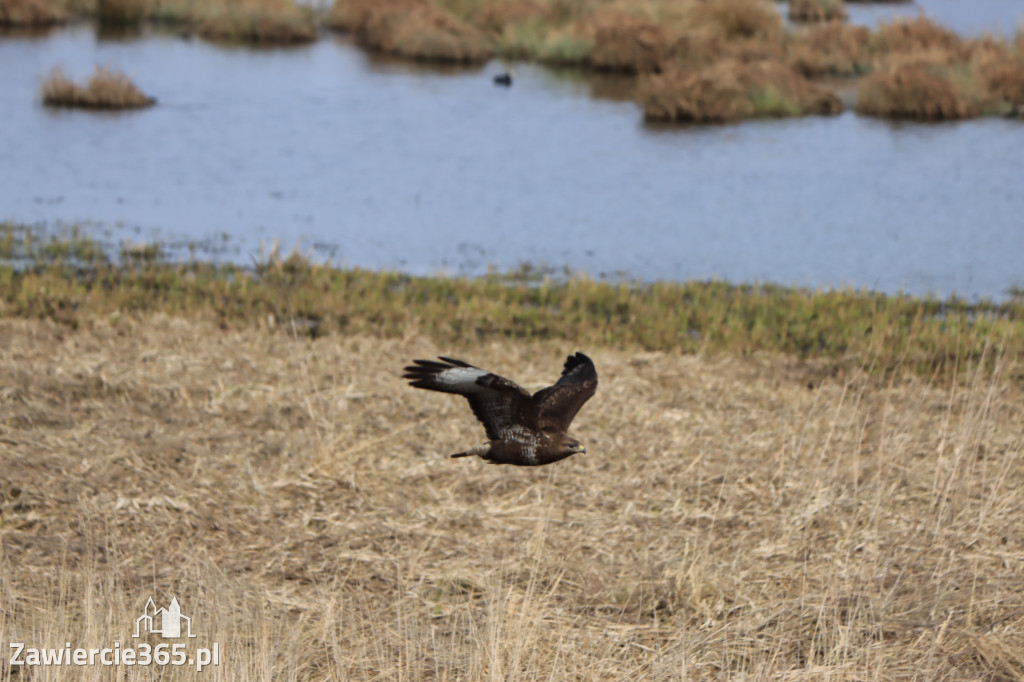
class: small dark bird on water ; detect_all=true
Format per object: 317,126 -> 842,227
493,71 -> 513,86
403,352 -> 598,466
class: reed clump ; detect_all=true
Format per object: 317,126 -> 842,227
689,0 -> 783,44
0,0 -> 68,25
788,0 -> 847,23
469,0 -> 550,33
322,0 -> 1024,123
466,0 -> 553,58
588,10 -> 678,73
856,56 -> 1024,120
856,18 -> 1024,120
869,14 -> 965,59
640,58 -> 842,122
658,0 -> 789,71
789,21 -> 870,77
855,61 -> 974,120
329,0 -> 491,63
967,36 -> 1024,108
196,0 -> 317,44
41,66 -> 156,109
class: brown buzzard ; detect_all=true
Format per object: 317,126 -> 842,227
403,352 -> 598,466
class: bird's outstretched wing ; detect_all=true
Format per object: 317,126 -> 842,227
532,352 -> 598,434
403,357 -> 533,440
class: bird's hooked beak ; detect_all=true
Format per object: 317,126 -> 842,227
572,442 -> 587,455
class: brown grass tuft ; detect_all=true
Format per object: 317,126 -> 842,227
589,10 -> 677,73
689,0 -> 783,44
855,61 -> 971,120
0,0 -> 67,25
789,21 -> 870,77
41,66 -> 157,110
326,0 -> 410,32
640,58 -> 842,122
870,15 -> 965,59
978,60 -> 1024,108
788,0 -> 847,23
330,0 -> 491,63
856,30 -> 1024,120
468,0 -> 550,33
854,16 -> 1024,120
968,36 -> 1024,107
2,313 -> 1023,679
196,0 -> 317,45
658,0 -> 787,69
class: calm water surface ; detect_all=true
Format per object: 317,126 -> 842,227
843,0 -> 1024,35
1,8 -> 1023,300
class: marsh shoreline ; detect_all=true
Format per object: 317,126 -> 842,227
2,223 -> 1022,383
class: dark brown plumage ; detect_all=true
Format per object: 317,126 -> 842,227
403,352 -> 598,465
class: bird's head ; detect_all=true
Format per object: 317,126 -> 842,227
563,437 -> 586,456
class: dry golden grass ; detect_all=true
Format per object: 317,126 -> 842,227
195,0 -> 317,44
689,0 -> 782,44
967,36 -> 1024,109
789,21 -> 870,78
0,0 -> 67,25
642,0 -> 786,69
329,0 -> 491,63
41,66 -> 156,110
469,0 -> 551,33
3,313 -> 1022,679
640,58 -> 842,122
588,10 -> 675,73
854,62 -> 972,120
853,16 -> 1024,120
869,15 -> 965,60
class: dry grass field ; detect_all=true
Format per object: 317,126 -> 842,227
2,312 -> 1023,680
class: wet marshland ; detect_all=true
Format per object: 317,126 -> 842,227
2,4 -> 1023,300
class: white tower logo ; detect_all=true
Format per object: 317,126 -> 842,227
134,597 -> 196,639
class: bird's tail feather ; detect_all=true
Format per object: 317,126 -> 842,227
451,443 -> 490,459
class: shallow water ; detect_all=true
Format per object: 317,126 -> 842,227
843,0 -> 1024,36
1,12 -> 1023,300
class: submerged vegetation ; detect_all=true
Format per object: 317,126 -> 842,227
8,0 -> 1024,121
41,65 -> 156,109
2,223 -> 1022,383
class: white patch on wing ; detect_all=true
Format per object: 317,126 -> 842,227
503,425 -> 537,445
434,367 -> 489,391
